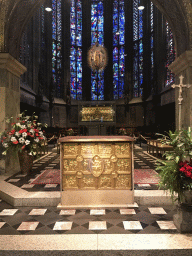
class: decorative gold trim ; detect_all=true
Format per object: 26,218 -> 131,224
87,42 -> 108,72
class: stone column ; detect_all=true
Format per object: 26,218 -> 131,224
0,53 -> 27,174
169,50 -> 192,130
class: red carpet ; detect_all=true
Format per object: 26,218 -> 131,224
134,169 -> 160,184
31,169 -> 160,185
31,169 -> 60,184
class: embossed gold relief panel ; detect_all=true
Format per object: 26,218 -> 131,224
63,144 -> 78,156
98,175 -> 113,189
81,106 -> 114,122
80,175 -> 96,189
62,142 -> 132,190
116,159 -> 131,174
116,175 -> 131,189
63,175 -> 78,189
81,144 -> 97,156
98,143 -> 113,157
115,143 -> 131,157
63,159 -> 78,173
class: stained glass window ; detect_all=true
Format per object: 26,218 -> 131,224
165,21 -> 175,87
70,0 -> 82,100
52,0 -> 62,98
91,0 -> 104,101
133,0 -> 143,97
113,0 -> 125,100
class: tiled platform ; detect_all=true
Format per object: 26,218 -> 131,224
0,198 -> 178,235
0,144 -> 192,254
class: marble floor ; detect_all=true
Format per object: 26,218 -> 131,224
1,144 -> 192,254
4,147 -> 163,192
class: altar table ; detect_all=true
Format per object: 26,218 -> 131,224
58,136 -> 134,208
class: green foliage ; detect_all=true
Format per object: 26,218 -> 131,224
156,128 -> 192,203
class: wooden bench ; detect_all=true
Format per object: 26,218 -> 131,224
147,139 -> 173,157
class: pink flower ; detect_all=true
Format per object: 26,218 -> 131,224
12,141 -> 18,144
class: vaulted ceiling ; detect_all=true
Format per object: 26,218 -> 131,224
0,0 -> 192,59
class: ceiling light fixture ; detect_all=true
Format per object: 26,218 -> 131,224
45,0 -> 52,12
138,0 -> 145,10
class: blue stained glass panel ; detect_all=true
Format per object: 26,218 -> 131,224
98,17 -> 103,31
91,17 -> 97,30
98,32 -> 104,45
70,0 -> 82,99
113,0 -> 125,99
132,0 -> 143,97
77,48 -> 82,61
91,0 -> 104,100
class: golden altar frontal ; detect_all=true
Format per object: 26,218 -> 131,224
58,136 -> 134,208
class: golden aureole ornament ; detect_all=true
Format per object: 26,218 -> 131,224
87,42 -> 108,72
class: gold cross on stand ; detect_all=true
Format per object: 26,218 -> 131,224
171,75 -> 191,130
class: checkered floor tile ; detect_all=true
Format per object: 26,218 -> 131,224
0,199 -> 178,235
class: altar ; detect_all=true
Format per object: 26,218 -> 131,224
58,136 -> 134,208
78,102 -> 116,136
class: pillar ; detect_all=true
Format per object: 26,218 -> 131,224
169,50 -> 192,130
0,53 -> 27,174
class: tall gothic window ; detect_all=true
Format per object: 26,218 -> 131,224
133,0 -> 143,98
91,0 -> 104,101
70,0 -> 82,100
52,0 -> 62,98
165,21 -> 175,87
113,0 -> 125,100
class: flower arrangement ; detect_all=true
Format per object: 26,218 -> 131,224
0,111 -> 48,156
179,160 -> 192,187
118,128 -> 127,135
66,128 -> 74,136
156,128 -> 192,203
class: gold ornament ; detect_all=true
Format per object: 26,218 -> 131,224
87,42 -> 108,72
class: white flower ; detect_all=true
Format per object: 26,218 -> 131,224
2,151 -> 7,155
6,119 -> 10,124
2,143 -> 8,148
18,114 -> 22,117
34,116 -> 38,119
28,123 -> 32,128
19,137 -> 25,144
25,116 -> 30,120
34,138 -> 39,143
20,125 -> 26,129
29,129 -> 35,134
15,132 -> 20,137
29,152 -> 32,155
25,140 -> 30,145
11,137 -> 17,142
39,131 -> 43,136
37,123 -> 41,126
16,123 -> 21,127
22,132 -> 27,138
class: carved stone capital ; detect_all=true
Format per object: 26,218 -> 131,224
0,53 -> 26,77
